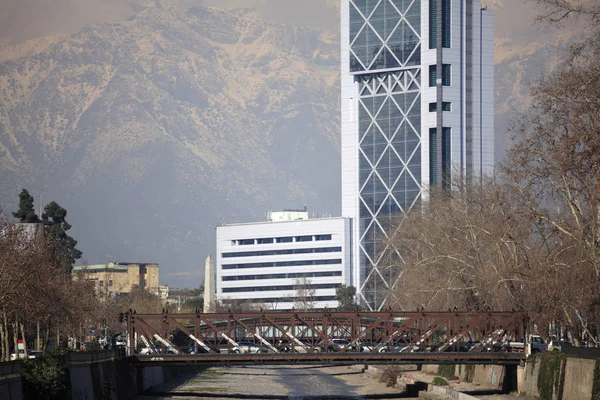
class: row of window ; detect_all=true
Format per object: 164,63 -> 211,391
233,234 -> 332,246
223,283 -> 342,294
222,296 -> 337,304
429,64 -> 451,87
222,271 -> 342,282
430,0 -> 451,49
222,247 -> 342,258
429,102 -> 451,112
222,259 -> 342,270
429,127 -> 452,188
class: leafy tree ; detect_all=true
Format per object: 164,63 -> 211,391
336,285 -> 359,311
12,189 -> 39,223
41,201 -> 82,270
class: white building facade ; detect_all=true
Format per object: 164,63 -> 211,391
341,0 -> 494,310
216,214 -> 352,310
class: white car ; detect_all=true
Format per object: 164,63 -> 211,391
231,341 -> 268,353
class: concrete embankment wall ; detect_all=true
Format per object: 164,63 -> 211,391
69,352 -> 142,400
421,364 -> 506,389
0,350 -> 168,400
518,354 -> 598,399
0,361 -> 23,400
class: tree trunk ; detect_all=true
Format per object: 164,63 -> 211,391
43,324 -> 50,355
37,320 -> 40,351
20,322 -> 27,358
2,312 -> 9,362
12,319 -> 18,360
0,318 -> 4,362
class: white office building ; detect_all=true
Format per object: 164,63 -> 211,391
341,0 -> 495,310
216,211 -> 352,310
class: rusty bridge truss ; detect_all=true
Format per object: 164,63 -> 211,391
127,311 -> 527,365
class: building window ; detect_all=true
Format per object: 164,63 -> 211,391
295,235 -> 312,242
276,237 -> 294,243
429,64 -> 451,87
429,127 -> 452,188
315,234 -> 332,241
429,102 -> 451,112
442,64 -> 451,86
239,239 -> 254,245
429,0 -> 451,49
257,238 -> 274,244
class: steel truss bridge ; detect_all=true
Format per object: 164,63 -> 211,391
126,311 -> 527,366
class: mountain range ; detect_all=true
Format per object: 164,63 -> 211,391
0,1 -> 577,286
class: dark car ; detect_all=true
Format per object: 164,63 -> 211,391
189,343 -> 221,354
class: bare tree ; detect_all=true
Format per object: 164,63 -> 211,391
501,24 -> 600,341
293,277 -> 316,311
530,0 -> 600,25
384,180 -> 534,312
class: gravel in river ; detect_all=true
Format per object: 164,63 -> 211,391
137,365 -> 413,399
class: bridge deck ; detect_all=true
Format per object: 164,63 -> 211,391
130,352 -> 525,366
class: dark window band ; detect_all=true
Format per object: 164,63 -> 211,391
222,247 -> 342,259
222,259 -> 342,270
222,271 -> 342,282
223,283 -> 342,294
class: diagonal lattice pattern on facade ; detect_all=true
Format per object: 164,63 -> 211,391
357,70 -> 422,310
350,0 -> 421,72
350,0 -> 423,310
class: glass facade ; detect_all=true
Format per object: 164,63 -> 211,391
350,0 -> 422,309
349,0 -> 421,72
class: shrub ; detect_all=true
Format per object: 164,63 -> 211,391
438,364 -> 457,379
22,355 -> 69,400
432,376 -> 449,386
592,359 -> 600,400
378,364 -> 402,387
537,351 -> 567,400
464,364 -> 475,382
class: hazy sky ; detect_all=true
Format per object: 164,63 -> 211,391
0,0 -> 544,43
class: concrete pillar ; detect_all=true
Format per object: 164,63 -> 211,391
203,255 -> 216,313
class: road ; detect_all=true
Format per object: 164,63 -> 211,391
136,365 -> 416,399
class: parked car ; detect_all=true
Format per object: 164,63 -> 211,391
232,341 -> 268,353
549,340 -> 571,352
313,338 -> 350,352
140,343 -> 177,355
377,342 -> 408,353
354,341 -> 377,352
10,340 -> 35,360
277,339 -> 315,353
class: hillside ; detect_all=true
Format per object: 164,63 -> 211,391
0,1 -> 576,286
0,3 -> 341,284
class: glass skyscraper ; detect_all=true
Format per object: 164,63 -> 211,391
341,0 -> 495,311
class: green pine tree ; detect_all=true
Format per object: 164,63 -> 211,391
42,201 -> 82,271
12,189 -> 40,223
336,285 -> 359,311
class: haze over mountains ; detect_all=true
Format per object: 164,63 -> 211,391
0,0 -> 578,286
